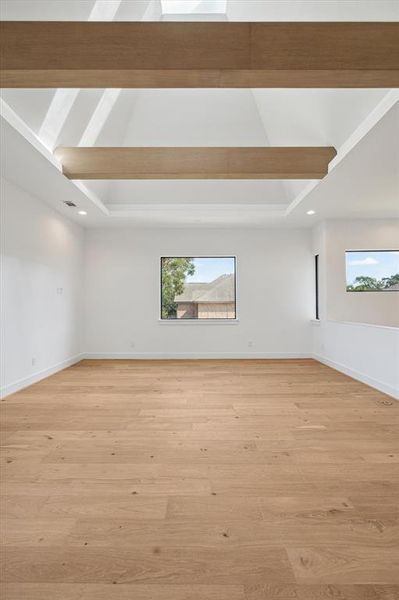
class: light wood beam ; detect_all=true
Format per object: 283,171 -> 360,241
1,22 -> 398,88
54,147 -> 337,180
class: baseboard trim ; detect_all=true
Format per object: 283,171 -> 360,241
5,352 -> 395,400
84,352 -> 311,360
6,352 -> 395,400
0,353 -> 85,398
313,353 -> 399,401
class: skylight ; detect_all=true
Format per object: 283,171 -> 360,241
161,1 -> 227,15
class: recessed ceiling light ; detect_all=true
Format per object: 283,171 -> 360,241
306,210 -> 316,215
78,210 -> 87,216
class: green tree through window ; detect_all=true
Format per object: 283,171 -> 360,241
347,273 -> 399,291
161,257 -> 195,318
346,251 -> 399,292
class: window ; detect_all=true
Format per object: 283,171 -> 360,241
161,1 -> 227,14
315,254 -> 320,319
345,250 -> 399,292
161,256 -> 236,320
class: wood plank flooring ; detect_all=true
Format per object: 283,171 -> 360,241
1,359 -> 399,599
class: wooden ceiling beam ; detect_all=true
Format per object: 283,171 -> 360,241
1,21 -> 398,88
54,147 -> 337,180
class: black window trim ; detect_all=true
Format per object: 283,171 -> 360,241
315,254 -> 320,319
345,249 -> 399,293
160,255 -> 237,320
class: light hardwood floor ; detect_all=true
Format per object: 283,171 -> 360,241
1,359 -> 399,599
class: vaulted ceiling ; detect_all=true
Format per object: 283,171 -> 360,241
2,0 -> 398,21
1,0 -> 398,227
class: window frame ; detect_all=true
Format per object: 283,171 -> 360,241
159,255 -> 238,322
345,249 -> 399,293
315,254 -> 320,319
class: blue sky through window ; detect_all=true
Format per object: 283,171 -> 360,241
345,251 -> 399,285
186,257 -> 235,283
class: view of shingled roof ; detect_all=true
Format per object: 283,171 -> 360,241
175,274 -> 235,303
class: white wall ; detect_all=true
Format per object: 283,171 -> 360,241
1,178 -> 85,396
84,227 -> 313,358
312,219 -> 399,399
3,190 -> 397,399
324,219 -> 399,327
313,320 -> 399,400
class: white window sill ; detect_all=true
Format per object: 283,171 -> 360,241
159,319 -> 240,325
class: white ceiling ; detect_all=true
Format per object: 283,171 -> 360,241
2,100 -> 398,228
289,102 -> 399,222
225,0 -> 399,21
2,0 -> 398,21
2,88 -> 393,211
1,0 -> 398,227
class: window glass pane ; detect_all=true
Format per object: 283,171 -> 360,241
161,1 -> 227,14
161,257 -> 236,319
345,250 -> 399,292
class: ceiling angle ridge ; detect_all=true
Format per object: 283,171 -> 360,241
1,99 -> 109,216
285,89 -> 399,217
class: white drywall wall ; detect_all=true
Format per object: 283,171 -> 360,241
312,320 -> 399,400
84,227 -> 313,358
1,178 -> 85,395
312,219 -> 399,399
322,219 -> 399,327
3,185 -> 397,400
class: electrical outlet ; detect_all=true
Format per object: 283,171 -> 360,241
130,342 -> 135,349
248,341 -> 253,348
31,357 -> 36,366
